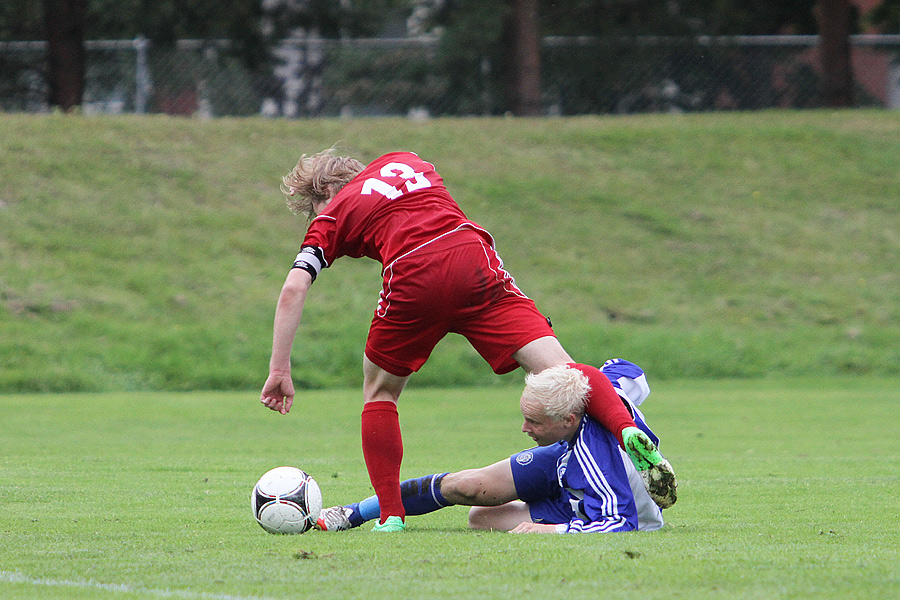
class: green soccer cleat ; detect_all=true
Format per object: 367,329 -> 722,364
371,516 -> 406,532
622,426 -> 678,509
622,426 -> 664,470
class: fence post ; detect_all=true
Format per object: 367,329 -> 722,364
889,53 -> 900,110
134,36 -> 151,114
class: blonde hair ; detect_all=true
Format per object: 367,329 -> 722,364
522,365 -> 591,421
281,148 -> 365,219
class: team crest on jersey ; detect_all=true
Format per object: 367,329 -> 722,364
515,452 -> 534,466
556,451 -> 571,484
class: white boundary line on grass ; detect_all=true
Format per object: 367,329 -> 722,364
0,570 -> 281,600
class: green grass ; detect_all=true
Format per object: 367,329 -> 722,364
2,112 -> 897,598
2,378 -> 898,599
2,111 -> 900,392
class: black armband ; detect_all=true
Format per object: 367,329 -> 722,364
292,246 -> 327,282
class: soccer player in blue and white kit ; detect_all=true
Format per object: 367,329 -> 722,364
317,359 -> 676,533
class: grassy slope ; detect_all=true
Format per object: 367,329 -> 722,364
1,111 -> 899,392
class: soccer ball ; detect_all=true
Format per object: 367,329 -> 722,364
251,466 -> 322,534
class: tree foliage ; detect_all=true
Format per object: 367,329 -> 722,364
680,0 -> 820,35
868,0 -> 900,32
0,0 -> 883,113
2,0 -> 868,41
0,0 -> 44,39
536,0 -> 824,37
0,0 -> 412,41
0,0 -> 872,43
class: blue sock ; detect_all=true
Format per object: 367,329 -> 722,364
401,472 -> 453,515
345,473 -> 452,527
345,498 -> 378,528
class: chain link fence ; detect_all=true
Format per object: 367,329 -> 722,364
2,35 -> 899,117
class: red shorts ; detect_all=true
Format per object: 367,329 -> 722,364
365,228 -> 555,377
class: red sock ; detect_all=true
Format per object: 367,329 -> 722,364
569,363 -> 637,448
361,400 -> 405,523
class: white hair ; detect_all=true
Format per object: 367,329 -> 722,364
522,364 -> 591,421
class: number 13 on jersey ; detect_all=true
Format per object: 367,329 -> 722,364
361,162 -> 432,200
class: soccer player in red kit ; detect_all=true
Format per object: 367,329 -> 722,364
260,149 -> 673,532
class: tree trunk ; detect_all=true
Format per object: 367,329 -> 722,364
504,0 -> 542,116
44,0 -> 87,111
816,0 -> 854,107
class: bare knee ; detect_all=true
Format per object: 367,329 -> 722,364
467,502 -> 532,531
362,355 -> 409,404
440,459 -> 517,506
467,506 -> 494,530
442,469 -> 491,505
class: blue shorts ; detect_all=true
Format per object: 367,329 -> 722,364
509,443 -> 574,525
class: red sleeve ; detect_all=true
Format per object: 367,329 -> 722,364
302,215 -> 343,265
568,363 -> 636,447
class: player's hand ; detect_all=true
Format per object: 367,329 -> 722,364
508,522 -> 557,534
260,372 -> 295,415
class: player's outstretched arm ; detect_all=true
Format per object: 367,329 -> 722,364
261,269 -> 313,415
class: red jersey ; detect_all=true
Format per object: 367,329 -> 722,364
302,152 -> 482,268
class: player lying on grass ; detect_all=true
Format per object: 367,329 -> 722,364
317,359 -> 677,534
260,148 -> 672,532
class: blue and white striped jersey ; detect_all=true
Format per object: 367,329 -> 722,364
555,359 -> 665,533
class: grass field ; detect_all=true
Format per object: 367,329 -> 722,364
2,111 -> 899,598
2,378 -> 898,599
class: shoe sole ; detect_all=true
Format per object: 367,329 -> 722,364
643,459 -> 678,509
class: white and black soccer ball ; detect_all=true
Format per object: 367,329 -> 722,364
251,466 -> 322,534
